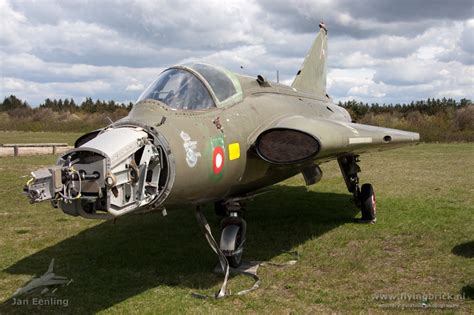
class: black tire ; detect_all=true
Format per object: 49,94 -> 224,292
220,223 -> 243,268
228,255 -> 241,268
360,183 -> 376,221
228,225 -> 243,268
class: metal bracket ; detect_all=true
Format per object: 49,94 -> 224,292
337,155 -> 362,207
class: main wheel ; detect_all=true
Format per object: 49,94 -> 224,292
360,183 -> 376,222
220,223 -> 245,268
227,226 -> 243,268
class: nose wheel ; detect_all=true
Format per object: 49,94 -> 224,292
215,201 -> 247,268
220,219 -> 246,267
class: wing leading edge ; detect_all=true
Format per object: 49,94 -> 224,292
253,116 -> 419,164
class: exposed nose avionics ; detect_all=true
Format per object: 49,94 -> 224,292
24,125 -> 173,219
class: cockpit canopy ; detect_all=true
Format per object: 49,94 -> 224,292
137,68 -> 214,110
137,62 -> 242,110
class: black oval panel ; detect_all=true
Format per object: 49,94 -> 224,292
256,128 -> 320,164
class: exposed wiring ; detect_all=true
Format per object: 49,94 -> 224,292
58,166 -> 82,201
26,177 -> 34,187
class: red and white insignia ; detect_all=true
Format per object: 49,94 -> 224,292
212,146 -> 225,175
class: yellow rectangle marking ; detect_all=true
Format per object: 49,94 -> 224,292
228,143 -> 240,160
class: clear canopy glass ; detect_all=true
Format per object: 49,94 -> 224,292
137,68 -> 215,110
137,63 -> 242,110
185,63 -> 237,102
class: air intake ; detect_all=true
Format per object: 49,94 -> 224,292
255,128 -> 320,164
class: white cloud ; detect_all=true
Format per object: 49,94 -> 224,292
1,0 -> 473,106
125,83 -> 145,92
2,77 -> 111,105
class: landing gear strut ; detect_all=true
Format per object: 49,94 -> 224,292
338,155 -> 376,223
214,201 -> 247,267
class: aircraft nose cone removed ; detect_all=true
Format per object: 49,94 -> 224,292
24,125 -> 173,219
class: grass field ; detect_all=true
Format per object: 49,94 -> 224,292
0,131 -> 82,146
0,142 -> 472,314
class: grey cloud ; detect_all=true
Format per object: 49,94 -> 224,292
460,21 -> 474,55
339,0 -> 473,22
2,0 -> 473,105
10,0 -> 260,60
256,0 -> 471,38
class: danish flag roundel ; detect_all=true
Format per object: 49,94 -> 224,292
212,146 -> 225,174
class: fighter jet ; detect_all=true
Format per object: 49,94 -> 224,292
12,259 -> 72,297
24,23 -> 419,270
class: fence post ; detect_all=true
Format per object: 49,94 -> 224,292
53,145 -> 57,154
14,145 -> 19,157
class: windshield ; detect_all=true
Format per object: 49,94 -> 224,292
187,63 -> 237,102
137,68 -> 215,110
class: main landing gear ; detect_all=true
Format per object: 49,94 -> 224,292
214,201 -> 247,267
338,155 -> 376,223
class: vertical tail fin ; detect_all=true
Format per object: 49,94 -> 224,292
291,23 -> 328,96
46,258 -> 55,274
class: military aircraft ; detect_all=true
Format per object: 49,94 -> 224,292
24,23 -> 419,271
12,259 -> 72,296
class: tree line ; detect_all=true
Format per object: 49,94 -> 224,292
338,97 -> 472,121
0,95 -> 473,141
2,94 -> 471,115
0,95 -> 134,113
338,98 -> 473,142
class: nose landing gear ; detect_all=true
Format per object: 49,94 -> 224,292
194,202 -> 247,298
215,201 -> 247,268
338,155 -> 376,223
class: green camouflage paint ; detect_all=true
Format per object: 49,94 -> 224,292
208,134 -> 226,182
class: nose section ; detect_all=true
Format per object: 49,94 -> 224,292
24,125 -> 174,219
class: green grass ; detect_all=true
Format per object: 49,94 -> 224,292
0,131 -> 82,145
0,143 -> 473,313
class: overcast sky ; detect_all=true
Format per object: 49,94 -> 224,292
1,0 -> 473,106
